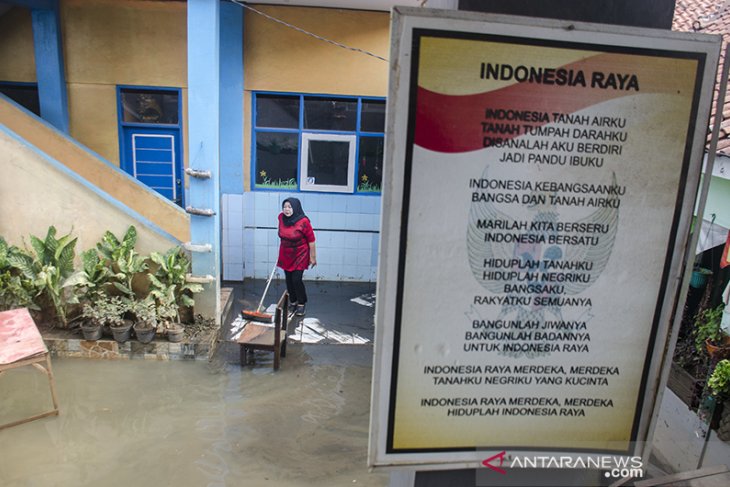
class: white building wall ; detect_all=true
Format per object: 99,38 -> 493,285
222,192 -> 380,282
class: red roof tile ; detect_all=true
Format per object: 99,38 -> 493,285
674,0 -> 730,156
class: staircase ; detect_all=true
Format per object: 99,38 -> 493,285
0,95 -> 189,243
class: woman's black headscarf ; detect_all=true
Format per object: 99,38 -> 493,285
282,197 -> 306,226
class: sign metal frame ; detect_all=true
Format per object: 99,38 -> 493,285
369,7 -> 722,470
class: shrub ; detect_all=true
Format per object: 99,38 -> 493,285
7,227 -> 86,327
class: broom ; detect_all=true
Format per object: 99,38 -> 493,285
241,264 -> 277,322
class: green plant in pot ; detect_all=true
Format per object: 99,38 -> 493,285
96,226 -> 148,299
690,266 -> 713,289
79,248 -> 113,301
149,247 -> 203,319
82,294 -> 128,342
7,227 -> 87,327
156,298 -> 185,343
76,248 -> 114,339
99,295 -> 131,343
80,302 -> 104,341
130,298 -> 157,344
708,359 -> 730,441
694,304 -> 730,357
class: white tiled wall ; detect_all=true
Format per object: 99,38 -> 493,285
222,192 -> 381,281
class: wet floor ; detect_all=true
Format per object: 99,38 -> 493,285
1,280 -> 388,487
0,346 -> 387,487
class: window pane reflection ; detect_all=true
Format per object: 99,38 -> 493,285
256,95 -> 299,128
358,136 -> 383,193
121,89 -> 179,124
303,97 -> 357,131
360,100 -> 385,133
255,132 -> 299,189
306,140 -> 350,186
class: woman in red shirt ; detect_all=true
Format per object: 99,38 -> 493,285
277,197 -> 317,316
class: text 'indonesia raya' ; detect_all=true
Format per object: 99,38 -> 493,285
480,63 -> 640,91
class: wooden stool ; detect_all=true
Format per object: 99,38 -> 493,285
0,308 -> 60,430
238,292 -> 289,370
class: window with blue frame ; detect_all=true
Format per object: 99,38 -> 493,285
253,93 -> 385,194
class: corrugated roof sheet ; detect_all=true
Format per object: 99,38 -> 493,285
673,0 -> 730,156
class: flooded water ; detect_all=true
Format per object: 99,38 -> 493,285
0,345 -> 388,487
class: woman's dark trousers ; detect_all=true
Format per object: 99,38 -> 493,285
285,270 -> 307,304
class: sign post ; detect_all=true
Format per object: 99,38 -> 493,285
369,7 -> 721,478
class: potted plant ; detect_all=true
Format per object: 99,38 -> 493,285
690,267 -> 713,289
148,247 -> 202,342
76,248 -> 115,340
156,295 -> 185,343
694,304 -> 730,358
96,226 -> 149,300
149,247 -> 203,322
104,295 -> 132,343
79,248 -> 113,301
708,359 -> 730,441
81,294 -> 129,342
130,298 -> 157,344
80,302 -> 104,341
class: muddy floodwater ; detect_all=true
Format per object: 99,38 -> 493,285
0,345 -> 388,487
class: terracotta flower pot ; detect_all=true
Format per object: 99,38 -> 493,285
706,336 -> 730,359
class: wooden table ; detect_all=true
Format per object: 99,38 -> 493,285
0,308 -> 60,430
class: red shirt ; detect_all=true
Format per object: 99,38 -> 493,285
277,214 -> 315,271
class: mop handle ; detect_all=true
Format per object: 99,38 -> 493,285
257,265 -> 277,312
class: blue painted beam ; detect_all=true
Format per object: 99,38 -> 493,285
219,2 -> 244,195
31,2 -> 69,133
187,0 -> 221,321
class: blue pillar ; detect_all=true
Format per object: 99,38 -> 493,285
30,1 -> 69,132
220,2 -> 244,195
187,0 -> 221,321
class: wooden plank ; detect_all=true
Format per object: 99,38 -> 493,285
0,308 -> 47,365
237,324 -> 275,346
667,362 -> 703,407
0,409 -> 59,432
0,354 -> 47,371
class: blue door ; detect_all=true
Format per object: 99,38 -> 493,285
122,127 -> 183,205
118,86 -> 183,206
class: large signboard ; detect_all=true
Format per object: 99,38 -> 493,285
369,8 -> 720,468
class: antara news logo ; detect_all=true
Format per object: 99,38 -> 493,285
481,451 -> 644,479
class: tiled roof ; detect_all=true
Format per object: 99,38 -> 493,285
673,0 -> 730,156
